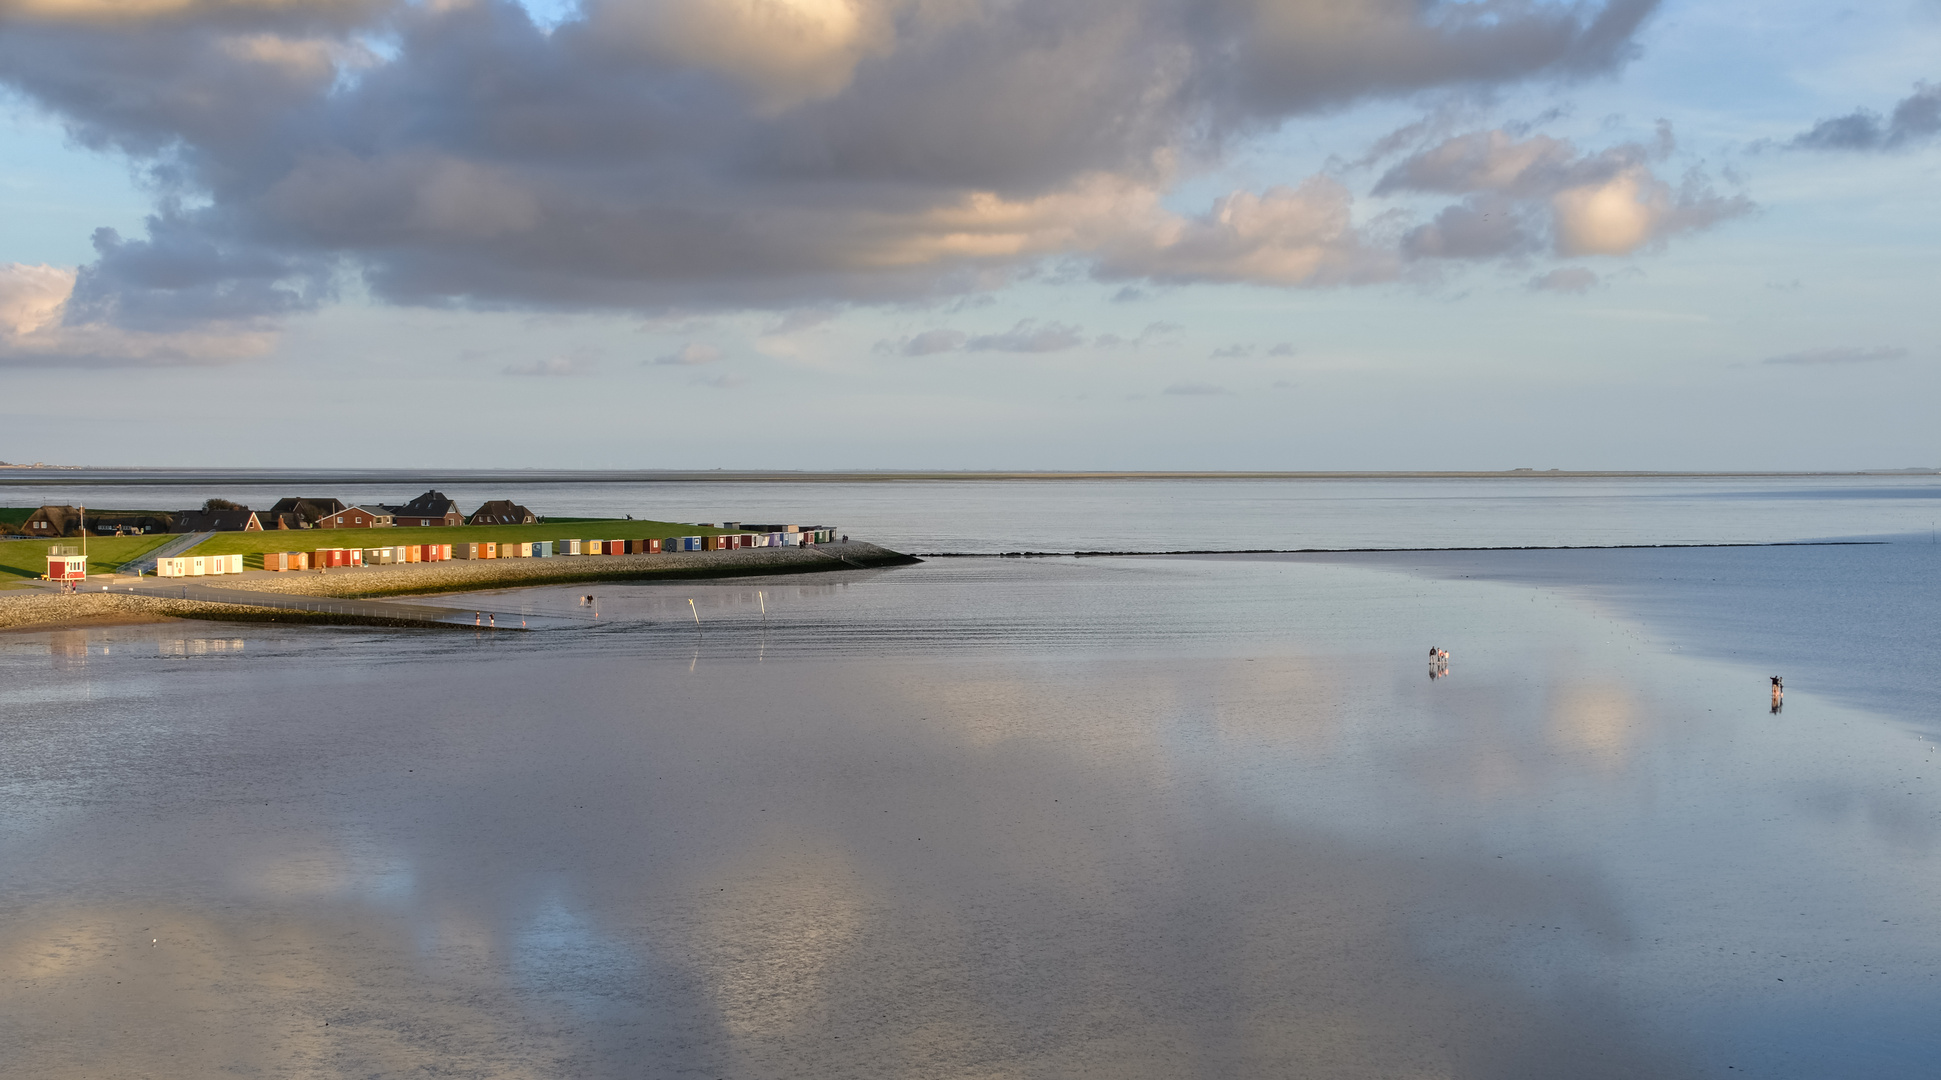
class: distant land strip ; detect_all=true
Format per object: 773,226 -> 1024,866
920,541 -> 1890,557
0,468 -> 1937,486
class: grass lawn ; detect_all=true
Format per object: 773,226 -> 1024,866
0,534 -> 176,584
187,518 -> 731,566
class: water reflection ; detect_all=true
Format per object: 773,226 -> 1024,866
2,555 -> 1938,1078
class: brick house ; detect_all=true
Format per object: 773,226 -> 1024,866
316,505 -> 394,529
267,497 -> 347,527
468,500 -> 536,525
391,490 -> 464,527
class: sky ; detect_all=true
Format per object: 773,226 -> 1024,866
0,0 -> 1936,470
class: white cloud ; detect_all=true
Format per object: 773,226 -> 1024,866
1380,127 -> 1750,260
0,262 -> 276,367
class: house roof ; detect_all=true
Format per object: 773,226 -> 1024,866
268,497 -> 347,522
172,509 -> 261,533
468,499 -> 534,523
396,490 -> 459,516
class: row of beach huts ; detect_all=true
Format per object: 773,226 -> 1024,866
155,527 -> 839,577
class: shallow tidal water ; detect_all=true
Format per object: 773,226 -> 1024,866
4,548 -> 1938,1078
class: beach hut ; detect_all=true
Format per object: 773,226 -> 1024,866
45,546 -> 88,581
533,540 -> 553,558
157,557 -> 184,577
558,539 -> 581,555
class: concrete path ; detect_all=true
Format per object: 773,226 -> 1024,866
119,532 -> 210,574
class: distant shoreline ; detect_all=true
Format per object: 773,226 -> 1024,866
0,468 -> 1936,486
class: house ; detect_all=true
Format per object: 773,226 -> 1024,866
468,500 -> 536,525
20,505 -> 82,537
391,490 -> 464,527
267,497 -> 347,527
87,510 -> 175,535
171,508 -> 264,533
259,512 -> 303,530
316,505 -> 394,529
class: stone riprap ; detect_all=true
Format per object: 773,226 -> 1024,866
1,541 -> 916,630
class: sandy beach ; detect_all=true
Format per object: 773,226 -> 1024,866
0,541 -> 915,632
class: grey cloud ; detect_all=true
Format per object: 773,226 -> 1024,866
1792,83 -> 1941,152
1094,321 -> 1181,349
504,354 -> 593,377
884,329 -> 967,356
764,307 -> 841,335
0,0 -> 1666,344
1164,381 -> 1229,395
1267,343 -> 1297,356
650,342 -> 723,366
965,320 -> 1084,353
1211,344 -> 1253,358
1763,345 -> 1907,366
1529,266 -> 1600,293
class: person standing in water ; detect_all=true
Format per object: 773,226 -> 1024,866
1771,675 -> 1784,713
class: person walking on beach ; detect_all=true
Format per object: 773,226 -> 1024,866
1771,675 -> 1783,713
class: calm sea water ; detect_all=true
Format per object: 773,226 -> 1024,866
3,480 -> 1938,1077
4,474 -> 1940,550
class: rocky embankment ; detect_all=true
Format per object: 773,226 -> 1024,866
0,541 -> 918,631
0,591 -> 455,632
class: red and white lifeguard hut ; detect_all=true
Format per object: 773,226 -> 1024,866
46,544 -> 88,582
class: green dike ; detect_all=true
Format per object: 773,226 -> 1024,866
0,534 -> 176,585
186,518 -> 730,568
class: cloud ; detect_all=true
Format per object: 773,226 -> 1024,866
965,320 -> 1084,353
0,0 -> 1669,342
650,342 -> 724,365
1791,82 -> 1941,152
1096,178 -> 1401,286
1211,344 -> 1253,358
0,261 -> 275,366
1091,321 -> 1178,349
1163,380 -> 1228,396
1379,126 -> 1750,259
879,328 -> 964,356
763,307 -> 840,335
1763,345 -> 1907,366
1266,342 -> 1297,356
1529,266 -> 1600,293
503,354 -> 593,376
